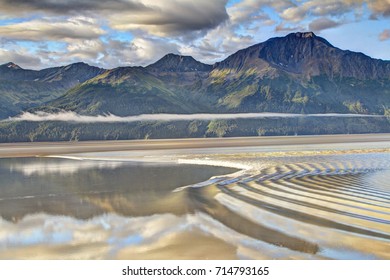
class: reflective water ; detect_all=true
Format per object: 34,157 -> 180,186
0,145 -> 390,260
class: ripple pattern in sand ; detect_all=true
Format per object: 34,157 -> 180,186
207,154 -> 390,259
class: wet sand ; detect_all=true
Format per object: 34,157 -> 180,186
0,134 -> 389,259
1,134 -> 390,158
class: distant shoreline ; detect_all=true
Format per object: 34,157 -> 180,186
0,133 -> 389,158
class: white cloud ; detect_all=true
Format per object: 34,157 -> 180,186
0,16 -> 105,41
129,37 -> 179,65
178,0 -> 291,63
98,37 -> 180,67
184,22 -> 255,63
10,160 -> 125,176
281,6 -> 308,22
0,48 -> 41,68
107,0 -> 229,36
0,0 -> 389,69
4,111 -> 381,123
227,0 -> 293,24
66,39 -> 105,60
275,23 -> 304,32
309,17 -> 341,31
367,0 -> 390,17
379,29 -> 390,41
280,0 -> 363,22
0,0 -> 229,37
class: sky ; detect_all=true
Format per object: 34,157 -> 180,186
0,0 -> 389,70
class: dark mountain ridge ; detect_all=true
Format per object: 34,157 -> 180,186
1,32 -> 390,141
1,32 -> 390,119
146,53 -> 212,72
214,32 -> 390,80
205,32 -> 390,114
0,62 -> 105,118
0,61 -> 105,85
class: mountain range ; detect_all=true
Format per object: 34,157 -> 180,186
0,62 -> 104,118
1,31 -> 389,120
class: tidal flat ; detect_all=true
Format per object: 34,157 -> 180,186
0,134 -> 389,259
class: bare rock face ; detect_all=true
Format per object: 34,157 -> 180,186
215,32 -> 390,80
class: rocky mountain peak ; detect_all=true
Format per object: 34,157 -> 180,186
293,31 -> 316,38
147,53 -> 212,72
1,62 -> 22,70
214,31 -> 390,80
67,62 -> 89,68
256,32 -> 336,74
258,32 -> 389,78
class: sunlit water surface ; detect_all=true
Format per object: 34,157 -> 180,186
0,141 -> 389,259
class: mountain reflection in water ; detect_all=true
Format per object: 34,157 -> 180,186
0,150 -> 389,260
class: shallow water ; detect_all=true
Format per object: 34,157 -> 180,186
0,158 -> 237,221
0,143 -> 389,259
